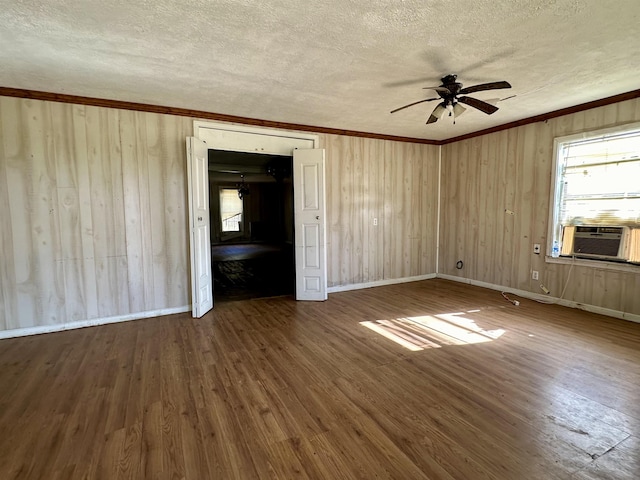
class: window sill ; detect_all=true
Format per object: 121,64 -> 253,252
545,255 -> 640,273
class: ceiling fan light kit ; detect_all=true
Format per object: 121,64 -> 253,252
391,74 -> 512,125
237,174 -> 250,199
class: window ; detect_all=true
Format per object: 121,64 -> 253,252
550,123 -> 640,264
220,188 -> 243,232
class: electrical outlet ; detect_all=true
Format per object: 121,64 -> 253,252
532,270 -> 539,280
373,218 -> 378,226
533,243 -> 541,254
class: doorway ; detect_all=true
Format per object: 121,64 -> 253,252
188,121 -> 326,317
208,149 -> 294,302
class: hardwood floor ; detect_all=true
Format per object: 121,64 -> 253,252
0,279 -> 638,479
211,243 -> 295,302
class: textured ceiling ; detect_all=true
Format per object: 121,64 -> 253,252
0,0 -> 639,141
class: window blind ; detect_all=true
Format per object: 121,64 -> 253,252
558,130 -> 640,227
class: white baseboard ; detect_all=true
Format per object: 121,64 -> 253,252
328,273 -> 437,293
3,271 -> 637,339
0,305 -> 192,340
437,274 -> 640,324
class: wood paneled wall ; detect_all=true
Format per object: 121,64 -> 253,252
0,96 -> 439,333
5,91 -> 635,333
439,98 -> 640,316
0,97 -> 192,331
322,134 -> 439,287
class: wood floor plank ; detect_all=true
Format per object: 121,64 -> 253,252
572,435 -> 638,480
140,400 -> 164,479
0,279 -> 638,479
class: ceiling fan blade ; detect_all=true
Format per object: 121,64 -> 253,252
426,103 -> 446,124
422,86 -> 451,95
459,81 -> 512,95
458,96 -> 499,115
486,94 -> 517,106
390,98 -> 438,114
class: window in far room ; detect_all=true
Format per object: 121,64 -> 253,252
220,187 -> 243,232
550,123 -> 640,264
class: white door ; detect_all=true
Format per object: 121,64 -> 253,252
186,137 -> 213,317
293,149 -> 327,301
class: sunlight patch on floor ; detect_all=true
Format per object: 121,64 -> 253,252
360,311 -> 506,351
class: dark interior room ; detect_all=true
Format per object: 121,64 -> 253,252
208,149 -> 295,302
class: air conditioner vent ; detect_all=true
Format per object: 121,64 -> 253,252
562,226 -> 629,261
574,226 -> 623,257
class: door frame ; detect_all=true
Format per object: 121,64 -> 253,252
191,121 -> 323,303
194,121 -> 319,154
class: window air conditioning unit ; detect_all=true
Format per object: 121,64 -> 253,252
561,226 -> 640,263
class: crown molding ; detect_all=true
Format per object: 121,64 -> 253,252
2,86 -> 639,146
0,87 -> 438,145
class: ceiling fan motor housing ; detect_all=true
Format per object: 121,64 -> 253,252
440,74 -> 462,103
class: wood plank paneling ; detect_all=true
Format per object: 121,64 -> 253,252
3,92 -> 637,333
440,98 -> 640,316
120,110 -> 147,314
163,113 -> 191,308
1,98 -> 66,329
1,96 -> 439,333
70,103 -> 100,320
0,100 -> 15,331
323,134 -> 438,288
0,97 -> 193,332
383,140 -> 439,280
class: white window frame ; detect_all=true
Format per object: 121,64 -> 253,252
547,121 -> 640,272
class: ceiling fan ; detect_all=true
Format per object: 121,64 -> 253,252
390,74 -> 512,124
